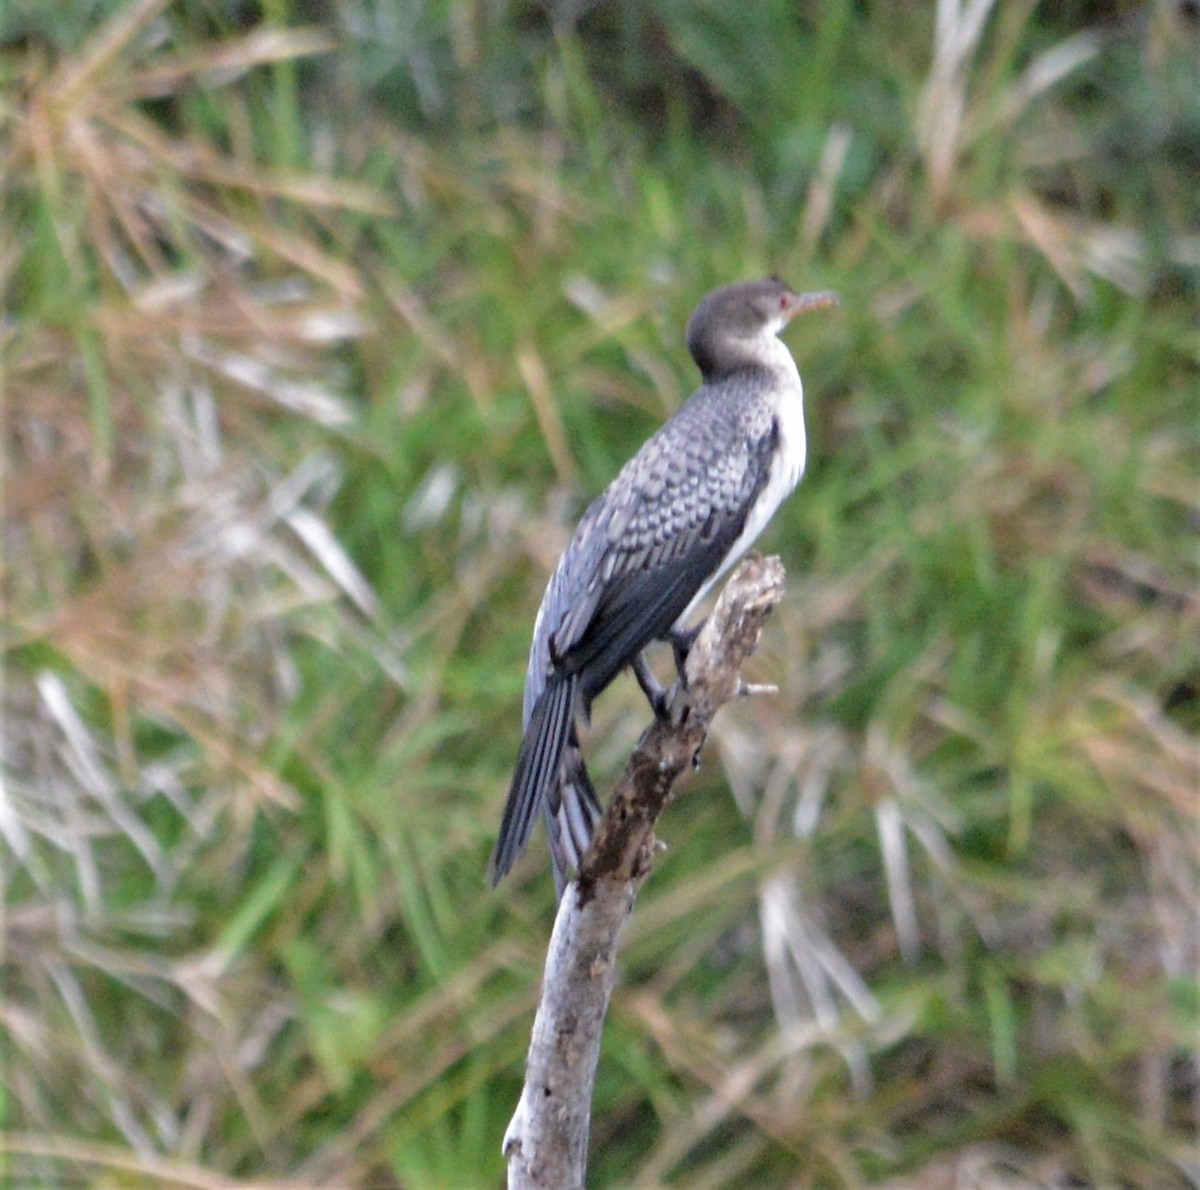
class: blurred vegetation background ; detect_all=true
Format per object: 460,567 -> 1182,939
2,0 -> 1198,1186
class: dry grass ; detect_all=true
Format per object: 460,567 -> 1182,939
2,6 -> 397,1181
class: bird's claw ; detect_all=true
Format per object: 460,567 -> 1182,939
668,622 -> 703,681
631,652 -> 672,721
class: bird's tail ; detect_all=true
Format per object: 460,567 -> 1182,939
490,673 -> 602,895
544,731 -> 602,899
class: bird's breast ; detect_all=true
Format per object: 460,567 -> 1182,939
676,372 -> 806,623
730,381 -> 807,559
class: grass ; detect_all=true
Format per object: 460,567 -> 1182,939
2,0 -> 1198,1186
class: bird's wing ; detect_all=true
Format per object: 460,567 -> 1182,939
544,400 -> 779,697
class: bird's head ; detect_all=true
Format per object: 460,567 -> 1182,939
686,278 -> 838,377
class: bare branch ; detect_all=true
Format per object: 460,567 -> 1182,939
503,554 -> 786,1190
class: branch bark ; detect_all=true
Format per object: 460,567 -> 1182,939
502,554 -> 786,1190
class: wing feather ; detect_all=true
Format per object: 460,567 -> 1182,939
552,418 -> 778,698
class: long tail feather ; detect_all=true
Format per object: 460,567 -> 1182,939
490,673 -> 578,885
544,734 -> 603,898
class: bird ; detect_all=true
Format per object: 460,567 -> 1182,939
490,277 -> 838,896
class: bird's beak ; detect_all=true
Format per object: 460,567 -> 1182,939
783,290 -> 839,320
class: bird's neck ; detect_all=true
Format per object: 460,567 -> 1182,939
702,332 -> 802,395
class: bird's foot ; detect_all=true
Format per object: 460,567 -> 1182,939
667,622 -> 704,684
631,652 -> 671,720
